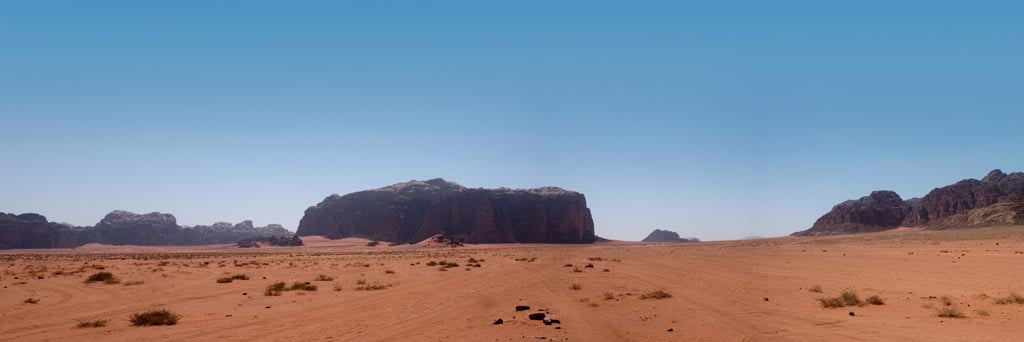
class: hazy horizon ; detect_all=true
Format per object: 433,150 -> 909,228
3,2 -> 1023,241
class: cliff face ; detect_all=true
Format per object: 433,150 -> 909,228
793,191 -> 913,236
927,194 -> 1024,230
795,169 -> 1024,236
903,169 -> 1024,226
296,179 -> 596,243
0,211 -> 293,249
0,213 -> 77,249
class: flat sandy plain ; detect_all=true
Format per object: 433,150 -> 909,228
4,228 -> 1024,342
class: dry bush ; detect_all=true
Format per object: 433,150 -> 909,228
570,283 -> 583,290
129,309 -> 181,326
354,282 -> 391,291
994,293 -> 1024,305
289,282 -> 317,291
85,272 -> 119,284
315,274 -> 334,281
818,290 -> 862,308
866,295 -> 885,305
124,280 -> 144,286
640,290 -> 672,300
936,306 -> 965,318
809,285 -> 823,293
264,282 -> 286,296
77,320 -> 108,328
24,298 -> 40,304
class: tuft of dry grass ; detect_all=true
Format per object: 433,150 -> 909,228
289,282 -> 317,291
936,306 -> 965,318
124,280 -> 145,286
77,320 -> 108,328
217,274 -> 249,284
866,295 -> 885,305
818,290 -> 862,308
809,285 -> 823,293
994,293 -> 1024,305
129,309 -> 181,326
24,298 -> 40,304
640,290 -> 672,300
264,282 -> 286,296
354,282 -> 392,291
85,272 -> 119,284
315,274 -> 334,281
570,283 -> 583,290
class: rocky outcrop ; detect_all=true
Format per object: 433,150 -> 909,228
296,178 -> 596,243
0,210 -> 293,249
0,213 -> 78,249
641,229 -> 699,242
793,191 -> 913,236
796,169 -> 1024,236
903,169 -> 1024,226
927,194 -> 1024,230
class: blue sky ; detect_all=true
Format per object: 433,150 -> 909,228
1,1 -> 1022,240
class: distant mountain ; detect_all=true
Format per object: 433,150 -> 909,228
0,210 -> 292,249
794,169 -> 1024,236
296,178 -> 596,243
641,229 -> 699,243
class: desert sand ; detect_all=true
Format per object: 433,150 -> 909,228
4,228 -> 1024,342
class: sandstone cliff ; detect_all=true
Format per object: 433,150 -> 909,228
296,179 -> 596,243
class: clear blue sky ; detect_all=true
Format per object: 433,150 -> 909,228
2,1 -> 1022,240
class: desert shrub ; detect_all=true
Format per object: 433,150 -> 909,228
809,285 -> 823,293
570,283 -> 583,290
24,298 -> 40,304
77,320 -> 108,328
216,277 -> 233,283
940,296 -> 954,306
994,293 -> 1024,305
264,282 -> 286,296
315,274 -> 334,281
563,264 -> 573,267
818,290 -> 862,308
977,309 -> 990,316
85,272 -> 119,284
354,282 -> 391,291
366,241 -> 379,247
584,263 -> 594,268
129,309 -> 181,326
866,295 -> 885,305
640,290 -> 672,300
936,306 -> 965,318
468,257 -> 479,263
356,279 -> 367,285
426,261 -> 438,266
603,292 -> 615,300
124,280 -> 145,286
385,270 -> 395,274
289,282 -> 317,291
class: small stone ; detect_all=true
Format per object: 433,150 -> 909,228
667,328 -> 674,332
492,318 -> 503,325
265,306 -> 271,309
516,305 -> 530,311
529,313 -> 546,320
763,297 -> 769,302
242,292 -> 247,296
849,312 -> 855,316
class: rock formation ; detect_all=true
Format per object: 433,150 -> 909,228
903,169 -> 1024,226
927,194 -> 1024,230
795,169 -> 1024,236
792,191 -> 913,236
641,229 -> 699,242
296,178 -> 596,243
0,213 -> 78,249
0,210 -> 293,249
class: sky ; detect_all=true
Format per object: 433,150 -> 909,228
1,1 -> 1022,241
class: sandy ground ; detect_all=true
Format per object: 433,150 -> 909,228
3,229 -> 1024,342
